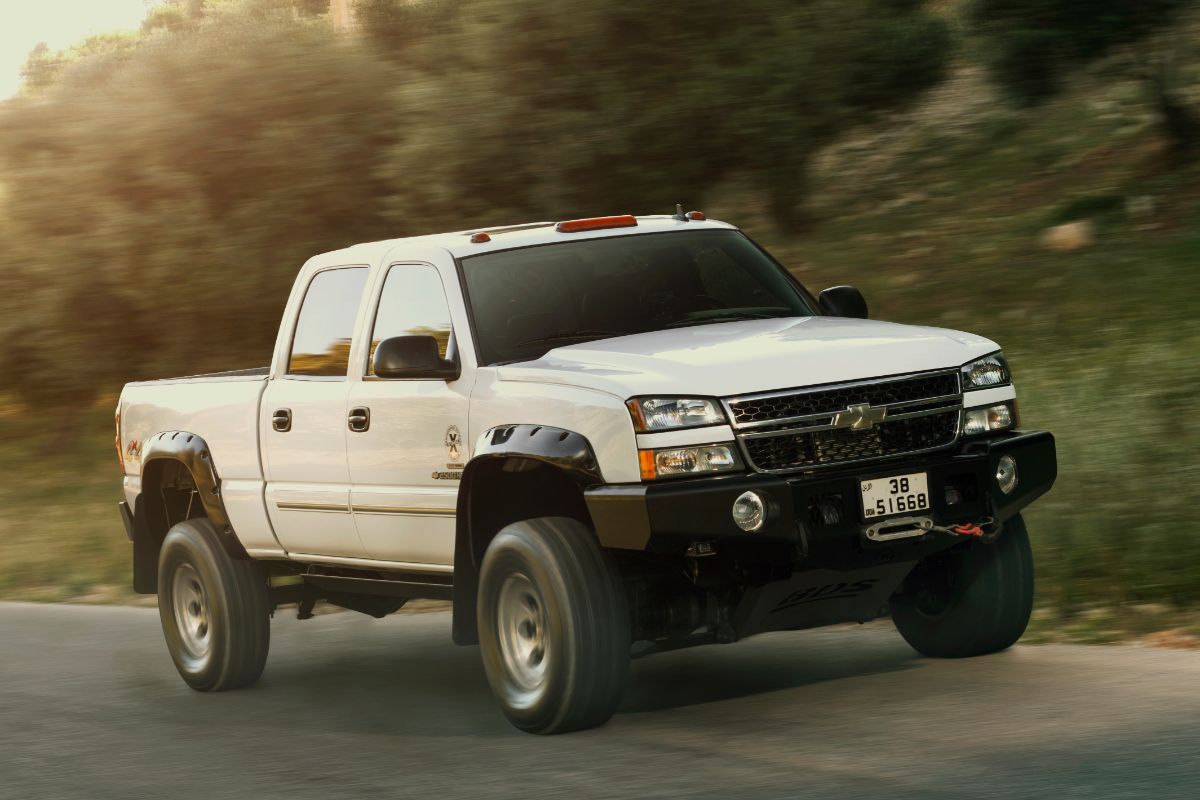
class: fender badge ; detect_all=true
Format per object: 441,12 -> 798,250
127,439 -> 141,459
445,425 -> 463,465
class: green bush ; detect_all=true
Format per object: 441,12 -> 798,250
970,0 -> 1191,104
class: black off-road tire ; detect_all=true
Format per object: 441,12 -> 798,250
157,518 -> 271,691
477,517 -> 630,734
890,514 -> 1034,658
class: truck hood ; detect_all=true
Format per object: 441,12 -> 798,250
495,317 -> 998,398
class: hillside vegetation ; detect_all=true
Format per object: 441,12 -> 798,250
0,1 -> 1197,636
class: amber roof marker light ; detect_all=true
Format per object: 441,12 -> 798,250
555,215 -> 638,233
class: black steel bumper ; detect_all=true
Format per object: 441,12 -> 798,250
585,430 -> 1057,553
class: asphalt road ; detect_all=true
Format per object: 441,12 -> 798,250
1,603 -> 1197,800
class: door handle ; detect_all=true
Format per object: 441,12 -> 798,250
348,406 -> 371,433
272,408 -> 292,433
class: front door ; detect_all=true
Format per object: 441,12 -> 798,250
262,266 -> 370,558
347,263 -> 472,566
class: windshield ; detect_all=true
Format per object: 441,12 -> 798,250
459,229 -> 818,365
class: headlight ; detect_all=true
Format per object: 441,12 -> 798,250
962,402 -> 1017,435
961,352 -> 1011,390
638,444 -> 741,480
627,397 -> 726,432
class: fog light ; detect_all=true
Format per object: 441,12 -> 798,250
732,491 -> 766,532
995,454 -> 1018,495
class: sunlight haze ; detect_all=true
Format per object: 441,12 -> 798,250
1,0 -> 150,97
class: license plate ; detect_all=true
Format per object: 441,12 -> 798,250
860,472 -> 930,519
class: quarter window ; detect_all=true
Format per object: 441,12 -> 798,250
287,267 -> 369,377
368,264 -> 454,375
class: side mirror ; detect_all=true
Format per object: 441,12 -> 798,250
818,285 -> 868,319
373,335 -> 460,380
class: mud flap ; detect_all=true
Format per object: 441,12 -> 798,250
731,561 -> 916,639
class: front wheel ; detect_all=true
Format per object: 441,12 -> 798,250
890,514 -> 1034,658
477,517 -> 630,734
157,518 -> 271,691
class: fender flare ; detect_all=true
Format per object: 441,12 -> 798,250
452,424 -> 602,644
138,430 -> 247,559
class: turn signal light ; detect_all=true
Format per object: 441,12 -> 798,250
638,450 -> 658,480
556,215 -> 638,233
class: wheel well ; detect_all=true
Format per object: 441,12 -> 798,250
464,459 -> 593,567
134,459 -> 210,593
452,457 -> 595,644
132,430 -> 249,592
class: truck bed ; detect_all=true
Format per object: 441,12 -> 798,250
118,369 -> 278,554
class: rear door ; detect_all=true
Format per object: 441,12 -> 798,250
262,266 -> 370,558
346,262 -> 472,566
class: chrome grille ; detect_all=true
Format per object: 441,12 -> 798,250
724,371 -> 962,472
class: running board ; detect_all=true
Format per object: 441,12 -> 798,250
302,570 -> 453,601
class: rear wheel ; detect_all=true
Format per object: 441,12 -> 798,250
157,518 -> 270,691
477,517 -> 630,734
890,514 -> 1034,658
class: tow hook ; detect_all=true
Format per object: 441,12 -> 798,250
918,517 -> 999,541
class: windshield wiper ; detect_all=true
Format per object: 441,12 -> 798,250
663,311 -> 777,329
515,329 -> 626,348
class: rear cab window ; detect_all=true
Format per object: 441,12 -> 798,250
287,267 -> 370,377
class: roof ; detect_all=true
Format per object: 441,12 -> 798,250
305,214 -> 739,269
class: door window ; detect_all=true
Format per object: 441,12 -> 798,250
368,265 -> 453,375
287,267 -> 369,377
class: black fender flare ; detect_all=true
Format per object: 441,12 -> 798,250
138,430 -> 246,559
452,424 -> 602,644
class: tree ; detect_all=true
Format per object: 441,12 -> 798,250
0,10 -> 402,412
17,43 -> 58,92
970,0 -> 1197,153
365,0 -> 951,232
353,0 -> 456,67
19,32 -> 141,94
0,0 -> 953,414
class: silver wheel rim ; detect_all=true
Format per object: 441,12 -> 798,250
496,573 -> 550,709
171,562 -> 212,671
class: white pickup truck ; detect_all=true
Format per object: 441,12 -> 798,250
116,211 -> 1056,734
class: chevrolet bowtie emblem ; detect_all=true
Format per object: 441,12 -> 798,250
832,403 -> 887,432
